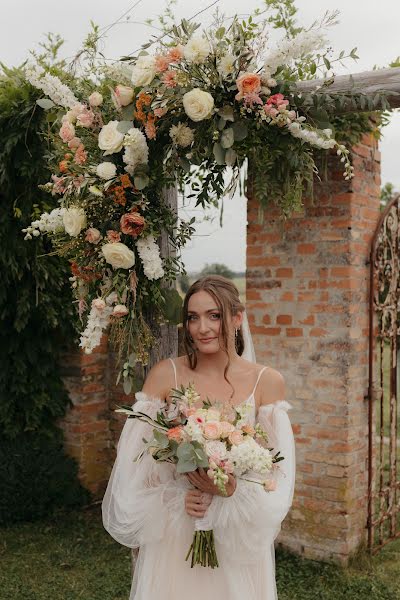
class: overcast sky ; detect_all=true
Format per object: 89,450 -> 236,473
2,0 -> 399,272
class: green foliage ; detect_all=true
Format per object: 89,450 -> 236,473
0,63 -> 77,439
0,431 -> 89,525
200,263 -> 235,279
380,182 -> 397,209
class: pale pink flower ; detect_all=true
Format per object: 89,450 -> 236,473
287,110 -> 297,120
85,228 -> 102,244
107,230 -> 121,243
73,175 -> 84,188
92,298 -> 106,311
219,421 -> 235,438
167,45 -> 184,63
228,430 -> 244,445
59,121 -> 75,143
155,54 -> 170,72
145,121 -> 156,140
68,136 -> 81,149
76,106 -> 95,128
88,91 -> 103,107
112,304 -> 129,317
243,92 -> 263,108
51,175 -> 66,194
162,70 -> 177,88
203,422 -> 221,440
263,478 -> 277,492
264,105 -> 278,118
74,144 -> 87,165
78,298 -> 87,318
114,85 -> 134,107
222,459 -> 234,474
154,107 -> 167,118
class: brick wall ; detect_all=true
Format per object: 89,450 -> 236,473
246,133 -> 381,564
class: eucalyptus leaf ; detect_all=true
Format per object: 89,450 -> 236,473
120,104 -> 135,120
225,148 -> 237,167
176,460 -> 197,473
232,121 -> 248,142
153,430 -> 169,448
116,120 -> 134,134
213,142 -> 226,165
134,174 -> 149,190
36,98 -> 55,110
123,377 -> 132,395
221,128 -> 234,149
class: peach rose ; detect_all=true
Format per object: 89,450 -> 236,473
203,422 -> 221,440
76,106 -> 95,128
228,430 -> 244,445
120,212 -> 145,237
107,230 -> 121,243
68,136 -> 81,149
263,478 -> 277,492
112,304 -> 129,317
235,72 -> 261,100
219,421 -> 235,438
85,227 -> 102,244
241,424 -> 256,436
167,426 -> 184,442
92,298 -> 106,311
59,121 -> 75,143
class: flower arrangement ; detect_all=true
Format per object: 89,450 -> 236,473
21,3 -> 384,388
116,383 -> 284,568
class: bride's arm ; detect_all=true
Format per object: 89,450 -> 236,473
204,368 -> 296,563
101,360 -> 192,548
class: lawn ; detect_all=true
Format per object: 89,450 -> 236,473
1,505 -> 399,600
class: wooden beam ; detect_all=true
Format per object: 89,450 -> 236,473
296,67 -> 400,110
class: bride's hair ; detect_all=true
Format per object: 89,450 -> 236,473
182,275 -> 245,373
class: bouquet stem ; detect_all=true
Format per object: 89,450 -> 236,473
185,530 -> 219,568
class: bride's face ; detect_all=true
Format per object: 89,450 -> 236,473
187,290 -> 240,354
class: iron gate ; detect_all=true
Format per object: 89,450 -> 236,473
367,194 -> 400,552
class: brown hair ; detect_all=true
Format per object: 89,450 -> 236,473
182,275 -> 245,393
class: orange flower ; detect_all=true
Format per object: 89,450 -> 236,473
155,54 -> 170,72
235,72 -> 261,100
167,45 -> 183,63
59,160 -> 69,173
120,212 -> 145,237
108,185 -> 127,206
167,426 -> 184,442
119,174 -> 133,189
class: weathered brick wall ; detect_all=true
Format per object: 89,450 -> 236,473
246,133 -> 381,564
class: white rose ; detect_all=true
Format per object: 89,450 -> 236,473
98,121 -> 125,156
183,35 -> 211,64
88,91 -> 103,107
183,88 -> 214,122
62,207 -> 86,237
102,242 -> 135,270
96,162 -> 117,180
131,55 -> 157,87
115,85 -> 134,107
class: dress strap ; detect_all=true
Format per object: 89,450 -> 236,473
251,366 -> 268,396
169,358 -> 178,388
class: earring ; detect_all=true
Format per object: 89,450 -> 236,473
235,328 -> 239,338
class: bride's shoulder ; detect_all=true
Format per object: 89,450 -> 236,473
257,364 -> 286,406
141,357 -> 176,400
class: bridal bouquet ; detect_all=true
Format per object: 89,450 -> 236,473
116,384 -> 284,568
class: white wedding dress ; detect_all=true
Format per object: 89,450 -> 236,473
102,361 -> 296,600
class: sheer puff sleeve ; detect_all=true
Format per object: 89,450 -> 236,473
101,391 -> 191,548
203,400 -> 296,563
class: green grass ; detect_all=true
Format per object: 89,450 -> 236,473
1,506 -> 399,600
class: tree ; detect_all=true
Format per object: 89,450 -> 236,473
200,263 -> 235,279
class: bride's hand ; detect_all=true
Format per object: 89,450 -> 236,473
186,468 -> 237,497
185,489 -> 212,518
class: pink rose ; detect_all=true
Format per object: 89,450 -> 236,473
228,430 -> 244,445
76,106 -> 95,128
219,421 -> 235,438
88,91 -> 103,107
266,93 -> 285,105
59,121 -> 75,143
203,422 -> 221,440
114,85 -> 134,107
112,304 -> 129,317
107,230 -> 121,243
92,298 -> 106,311
85,227 -> 102,244
68,136 -> 81,149
235,72 -> 261,101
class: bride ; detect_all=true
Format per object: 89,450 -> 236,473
102,274 -> 296,599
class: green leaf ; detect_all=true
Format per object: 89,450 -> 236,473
323,57 -> 331,70
120,104 -> 135,120
221,127 -> 234,149
36,98 -> 55,110
123,377 -> 132,395
153,430 -> 169,448
160,287 -> 183,325
116,120 -> 134,134
225,148 -> 237,166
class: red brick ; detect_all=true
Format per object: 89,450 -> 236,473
277,314 -> 292,325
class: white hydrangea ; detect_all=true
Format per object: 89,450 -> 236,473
183,420 -> 205,444
96,162 -> 117,180
136,236 -> 164,280
228,437 -> 273,476
22,207 -> 65,239
217,54 -> 236,78
25,63 -> 80,109
122,128 -> 149,175
264,30 -> 327,77
79,299 -> 113,354
205,440 -> 228,460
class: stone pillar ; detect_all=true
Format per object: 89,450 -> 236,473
246,133 -> 381,565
